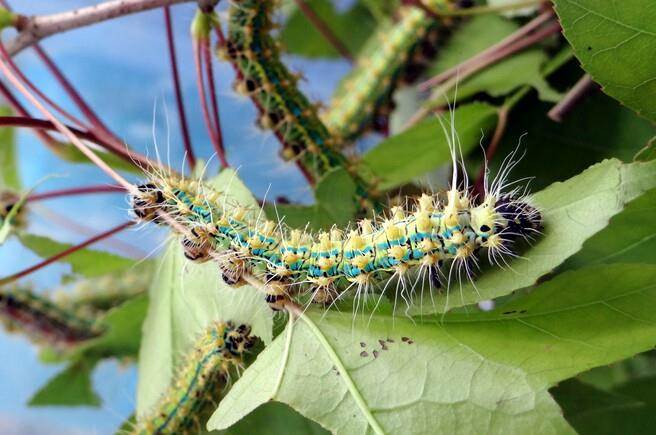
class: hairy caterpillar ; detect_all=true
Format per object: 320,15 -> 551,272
130,143 -> 542,307
222,0 -> 373,202
0,286 -> 103,346
322,0 -> 461,141
130,322 -> 254,435
53,270 -> 151,317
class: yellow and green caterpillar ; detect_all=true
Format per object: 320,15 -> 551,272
130,159 -> 542,305
130,322 -> 254,435
322,0 -> 461,141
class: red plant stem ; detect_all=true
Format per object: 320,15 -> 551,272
292,0 -> 353,62
26,185 -> 126,202
0,80 -> 63,151
0,45 -> 86,128
211,25 -> 316,186
0,221 -> 134,285
203,38 -> 227,167
418,9 -> 555,91
0,116 -> 113,148
193,36 -> 228,168
547,74 -> 597,122
163,6 -> 196,170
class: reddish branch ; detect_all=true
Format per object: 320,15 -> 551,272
0,116 -> 111,148
27,185 -> 125,202
6,0 -> 194,56
163,5 -> 195,170
547,74 -> 598,122
0,221 -> 134,285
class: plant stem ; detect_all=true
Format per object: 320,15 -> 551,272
423,0 -> 544,17
292,0 -> 353,62
0,116 -> 112,148
202,35 -> 228,168
0,221 -> 134,285
7,0 -> 194,56
163,5 -> 196,170
26,185 -> 125,202
547,74 -> 597,122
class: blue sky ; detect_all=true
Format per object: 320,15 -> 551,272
0,1 -> 351,433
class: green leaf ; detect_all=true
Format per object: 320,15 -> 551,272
221,402 -> 328,435
564,189 -> 656,268
76,294 -> 149,360
634,137 -> 656,162
428,15 -> 561,103
280,0 -> 376,58
552,378 -> 656,435
211,264 -> 656,434
135,169 -> 274,415
29,359 -> 101,407
16,232 -> 136,278
267,168 -> 357,231
412,158 -> 656,315
362,102 -> 497,189
493,93 -> 655,192
553,0 -> 656,122
0,106 -> 20,190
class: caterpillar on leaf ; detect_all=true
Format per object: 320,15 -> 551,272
322,0 -> 462,141
0,286 -> 103,346
129,321 -> 255,435
130,137 -> 542,309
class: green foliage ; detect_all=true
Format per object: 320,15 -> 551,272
29,359 -> 101,407
554,0 -> 656,122
211,264 -> 656,434
280,0 -> 376,58
362,102 -> 497,189
16,233 -> 136,278
267,168 -> 357,231
0,106 -> 19,190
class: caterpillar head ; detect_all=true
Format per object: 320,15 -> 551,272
494,196 -> 542,242
224,322 -> 255,356
131,183 -> 165,222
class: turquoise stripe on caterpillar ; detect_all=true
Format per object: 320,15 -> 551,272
132,177 -> 542,303
131,322 -> 254,435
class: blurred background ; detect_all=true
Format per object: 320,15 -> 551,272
0,1 -> 353,433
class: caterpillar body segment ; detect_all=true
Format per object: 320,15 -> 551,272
224,0 -> 374,203
130,174 -> 542,305
0,287 -> 103,346
131,322 -> 255,435
323,0 -> 460,141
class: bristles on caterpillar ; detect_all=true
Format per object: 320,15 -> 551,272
130,161 -> 542,308
323,0 -> 461,141
130,322 -> 255,435
0,286 -> 103,346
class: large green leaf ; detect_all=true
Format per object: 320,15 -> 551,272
28,359 -> 101,407
362,102 -> 497,190
135,169 -> 274,415
267,168 -> 357,231
492,94 -> 655,191
15,232 -> 136,278
564,188 -> 656,268
409,158 -> 656,314
211,264 -> 656,434
222,402 -> 328,435
0,106 -> 20,190
428,15 -> 561,103
280,0 -> 376,58
553,0 -> 656,122
552,377 -> 656,435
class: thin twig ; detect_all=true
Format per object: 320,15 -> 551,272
0,221 -> 134,285
7,0 -> 194,56
547,74 -> 597,122
292,0 -> 353,62
0,116 -> 113,149
27,185 -> 125,202
202,36 -> 228,168
0,42 -> 138,195
163,5 -> 195,170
